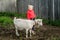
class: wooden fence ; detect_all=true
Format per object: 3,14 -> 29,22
0,0 -> 60,20
17,0 -> 60,20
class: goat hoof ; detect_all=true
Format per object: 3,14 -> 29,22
32,31 -> 36,35
16,34 -> 19,36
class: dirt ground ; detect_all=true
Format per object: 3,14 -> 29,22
0,25 -> 60,40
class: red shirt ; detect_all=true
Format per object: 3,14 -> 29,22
27,10 -> 36,19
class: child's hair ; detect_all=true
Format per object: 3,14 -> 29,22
28,5 -> 34,10
28,5 -> 33,8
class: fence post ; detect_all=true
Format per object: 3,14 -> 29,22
53,0 -> 55,21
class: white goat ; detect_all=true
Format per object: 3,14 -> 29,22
13,17 -> 35,38
13,17 -> 43,38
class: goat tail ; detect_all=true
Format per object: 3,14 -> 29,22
14,17 -> 16,23
14,17 -> 16,20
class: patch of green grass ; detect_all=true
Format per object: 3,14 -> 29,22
43,19 -> 60,27
0,12 -> 26,18
0,16 -> 13,29
0,12 -> 60,27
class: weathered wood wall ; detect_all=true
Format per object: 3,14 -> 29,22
0,0 -> 60,20
0,0 -> 16,12
17,0 -> 60,20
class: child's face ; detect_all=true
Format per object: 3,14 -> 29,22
28,5 -> 33,10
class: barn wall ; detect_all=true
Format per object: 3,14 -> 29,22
0,0 -> 16,12
17,0 -> 60,20
17,0 -> 48,19
0,0 -> 60,20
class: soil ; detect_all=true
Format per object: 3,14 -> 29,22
0,25 -> 60,40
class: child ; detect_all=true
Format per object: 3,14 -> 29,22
26,5 -> 36,34
27,5 -> 36,20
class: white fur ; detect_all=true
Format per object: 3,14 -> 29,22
13,17 -> 35,38
13,17 -> 43,38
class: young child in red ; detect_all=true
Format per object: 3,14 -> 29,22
27,5 -> 36,34
27,5 -> 36,20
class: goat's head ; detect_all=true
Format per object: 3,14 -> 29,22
35,19 -> 43,26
